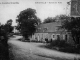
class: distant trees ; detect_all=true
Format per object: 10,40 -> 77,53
16,8 -> 41,39
43,15 -> 69,23
58,14 -> 70,20
43,17 -> 56,23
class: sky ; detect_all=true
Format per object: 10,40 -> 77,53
0,0 -> 70,26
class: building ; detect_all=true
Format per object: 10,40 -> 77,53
30,21 -> 74,44
71,0 -> 80,17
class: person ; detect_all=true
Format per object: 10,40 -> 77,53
50,39 -> 52,43
45,38 -> 48,43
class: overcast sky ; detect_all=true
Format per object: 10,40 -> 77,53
0,0 -> 70,26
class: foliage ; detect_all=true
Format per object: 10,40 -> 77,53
59,14 -> 70,20
50,40 -> 69,48
43,14 -> 69,23
62,17 -> 80,45
4,19 -> 13,33
16,8 -> 41,39
0,19 -> 13,42
43,17 -> 56,23
50,40 -> 80,54
55,14 -> 80,45
0,19 -> 13,60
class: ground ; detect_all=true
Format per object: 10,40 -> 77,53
8,35 -> 80,60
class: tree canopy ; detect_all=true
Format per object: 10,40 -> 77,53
62,17 -> 80,45
4,19 -> 13,33
16,8 -> 41,39
0,19 -> 13,44
43,17 -> 56,23
43,15 -> 69,23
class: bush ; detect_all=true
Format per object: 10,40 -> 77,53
50,40 -> 80,54
50,40 -> 70,48
59,46 -> 80,54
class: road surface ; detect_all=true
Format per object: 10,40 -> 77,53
8,35 -> 80,60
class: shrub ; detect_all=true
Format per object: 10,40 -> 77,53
50,40 -> 80,54
50,40 -> 70,47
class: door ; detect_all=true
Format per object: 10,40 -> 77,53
57,35 -> 60,40
65,35 -> 67,41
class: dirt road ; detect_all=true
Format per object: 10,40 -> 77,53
8,36 -> 80,60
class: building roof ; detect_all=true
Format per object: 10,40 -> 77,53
36,22 -> 63,33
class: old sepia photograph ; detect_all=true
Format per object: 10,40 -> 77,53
0,0 -> 80,60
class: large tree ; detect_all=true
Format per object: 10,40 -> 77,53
16,8 -> 41,39
62,17 -> 80,45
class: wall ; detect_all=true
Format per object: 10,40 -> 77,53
30,32 -> 74,44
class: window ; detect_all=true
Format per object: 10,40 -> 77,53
56,34 -> 60,40
55,26 -> 61,31
52,34 -> 55,40
38,28 -> 41,30
37,28 -> 41,32
65,35 -> 67,41
53,35 -> 55,38
43,27 -> 48,32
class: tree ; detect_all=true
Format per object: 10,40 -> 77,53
0,20 -> 13,60
16,8 -> 41,39
0,19 -> 13,47
43,15 -> 69,23
62,17 -> 80,45
6,19 -> 12,25
43,17 -> 56,23
59,14 -> 70,20
4,19 -> 13,34
0,19 -> 13,44
0,19 -> 13,41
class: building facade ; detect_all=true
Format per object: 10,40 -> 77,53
30,22 -> 74,43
